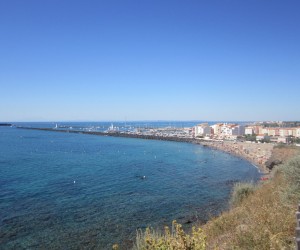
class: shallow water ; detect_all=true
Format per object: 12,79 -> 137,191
0,124 -> 259,249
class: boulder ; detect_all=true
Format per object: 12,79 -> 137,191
265,159 -> 282,170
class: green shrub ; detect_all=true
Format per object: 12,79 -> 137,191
280,155 -> 300,203
230,182 -> 256,206
133,220 -> 206,250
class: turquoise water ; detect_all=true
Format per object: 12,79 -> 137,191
0,124 -> 259,249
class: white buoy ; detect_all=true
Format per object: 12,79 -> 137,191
73,180 -> 76,184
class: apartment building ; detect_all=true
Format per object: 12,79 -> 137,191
194,123 -> 211,137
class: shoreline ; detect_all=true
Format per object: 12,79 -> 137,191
16,126 -> 273,174
194,140 -> 273,174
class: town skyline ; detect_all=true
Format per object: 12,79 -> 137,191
1,1 -> 299,121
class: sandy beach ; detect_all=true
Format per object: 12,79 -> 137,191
195,140 -> 274,174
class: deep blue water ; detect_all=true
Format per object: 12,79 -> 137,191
0,123 -> 259,249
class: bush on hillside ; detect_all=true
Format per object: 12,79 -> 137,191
230,182 -> 256,207
280,155 -> 300,203
133,220 -> 206,250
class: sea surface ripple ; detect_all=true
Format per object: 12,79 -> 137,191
0,123 -> 260,249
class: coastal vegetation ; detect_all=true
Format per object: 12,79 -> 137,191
229,182 -> 256,206
131,145 -> 300,250
244,134 -> 256,142
290,137 -> 300,144
133,221 -> 206,250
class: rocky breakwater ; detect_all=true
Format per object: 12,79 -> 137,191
17,127 -> 195,143
196,140 -> 274,174
0,123 -> 12,126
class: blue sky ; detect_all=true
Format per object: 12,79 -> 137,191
0,0 -> 299,121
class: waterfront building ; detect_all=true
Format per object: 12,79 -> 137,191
279,128 -> 295,137
194,123 -> 211,137
296,128 -> 300,138
245,127 -> 254,135
254,127 -> 298,137
210,123 -> 300,141
220,123 -> 234,136
289,128 -> 297,137
219,123 -> 244,137
259,127 -> 269,135
253,125 -> 262,134
267,128 -> 280,136
232,125 -> 245,136
211,123 -> 223,135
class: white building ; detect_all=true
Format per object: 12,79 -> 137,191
220,124 -> 234,136
279,128 -> 294,137
219,124 -> 243,136
211,123 -> 223,135
296,128 -> 300,138
231,125 -> 245,136
194,123 -> 211,137
245,127 -> 254,135
216,124 -> 245,137
259,127 -> 269,135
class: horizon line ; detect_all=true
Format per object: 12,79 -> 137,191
3,120 -> 297,123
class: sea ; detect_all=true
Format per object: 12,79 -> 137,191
0,122 -> 260,249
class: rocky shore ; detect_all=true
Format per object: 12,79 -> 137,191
17,126 -> 274,173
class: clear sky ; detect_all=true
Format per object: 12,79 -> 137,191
1,0 -> 299,122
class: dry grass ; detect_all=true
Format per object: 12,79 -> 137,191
204,157 -> 300,250
230,182 -> 256,207
271,145 -> 300,164
280,156 -> 300,202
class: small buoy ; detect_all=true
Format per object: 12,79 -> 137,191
74,180 -> 76,184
